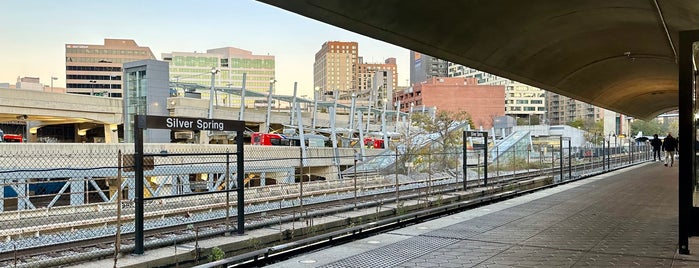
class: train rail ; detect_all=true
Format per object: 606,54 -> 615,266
0,153 -> 646,267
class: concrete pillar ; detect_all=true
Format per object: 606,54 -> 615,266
104,124 -> 119,143
28,130 -> 38,142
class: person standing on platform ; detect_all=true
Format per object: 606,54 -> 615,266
650,134 -> 662,161
662,132 -> 678,167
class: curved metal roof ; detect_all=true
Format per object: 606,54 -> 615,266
259,0 -> 699,120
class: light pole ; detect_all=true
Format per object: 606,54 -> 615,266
395,100 -> 400,132
50,76 -> 57,92
89,80 -> 96,96
208,67 -> 219,120
265,78 -> 276,133
239,73 -> 247,121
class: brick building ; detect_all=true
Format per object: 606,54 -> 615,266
395,77 -> 505,128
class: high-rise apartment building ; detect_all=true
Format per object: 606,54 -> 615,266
357,57 -> 397,107
313,41 -> 398,104
313,41 -> 399,104
448,63 -> 546,123
162,47 -> 275,106
547,92 -> 602,125
313,41 -> 359,100
410,51 -> 448,85
65,39 -> 155,97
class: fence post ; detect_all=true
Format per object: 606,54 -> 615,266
462,131 -> 468,190
629,141 -> 632,164
354,152 -> 358,208
299,147 -> 304,210
477,152 -> 481,186
512,146 -> 516,180
496,145 -> 500,178
134,116 -> 145,255
568,139 -> 572,180
225,151 -> 231,233
559,136 -> 563,181
395,146 -> 399,202
607,140 -> 612,170
236,130 -> 245,235
483,133 -> 489,186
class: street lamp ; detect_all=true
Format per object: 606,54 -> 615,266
89,80 -> 96,96
208,67 -> 219,119
265,78 -> 276,133
50,77 -> 57,92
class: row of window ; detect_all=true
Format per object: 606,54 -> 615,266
67,83 -> 121,89
66,66 -> 122,72
508,107 -> 546,111
67,75 -> 122,81
230,58 -> 275,69
66,48 -> 150,56
509,99 -> 544,104
170,68 -> 274,75
66,57 -> 146,64
170,57 -> 276,69
69,92 -> 123,97
508,93 -> 546,98
171,56 -> 219,67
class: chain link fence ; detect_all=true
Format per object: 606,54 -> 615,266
0,136 -> 651,267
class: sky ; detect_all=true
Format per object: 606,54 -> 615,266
0,0 -> 410,97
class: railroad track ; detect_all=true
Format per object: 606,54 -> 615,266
0,156 -> 644,267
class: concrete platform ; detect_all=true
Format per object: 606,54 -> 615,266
269,162 -> 699,267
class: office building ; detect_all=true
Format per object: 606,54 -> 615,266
163,47 -> 275,107
410,51 -> 448,85
394,77 -> 505,129
65,39 -> 155,97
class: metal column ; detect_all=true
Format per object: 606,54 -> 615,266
678,30 -> 699,255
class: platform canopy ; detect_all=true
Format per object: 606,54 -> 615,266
258,0 -> 699,120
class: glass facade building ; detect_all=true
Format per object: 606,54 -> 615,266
123,60 -> 170,143
163,47 -> 275,108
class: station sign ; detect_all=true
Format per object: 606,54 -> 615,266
465,131 -> 488,138
141,115 -> 245,131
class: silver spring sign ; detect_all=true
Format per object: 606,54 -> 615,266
140,115 -> 245,131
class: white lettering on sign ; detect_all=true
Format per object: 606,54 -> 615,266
467,131 -> 486,137
165,117 -> 225,131
197,119 -> 224,131
166,118 -> 193,129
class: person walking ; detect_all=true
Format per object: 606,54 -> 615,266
662,132 -> 678,167
650,134 -> 662,161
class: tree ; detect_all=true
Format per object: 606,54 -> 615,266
630,119 -> 665,137
568,119 -> 603,145
567,118 -> 585,129
403,110 -> 472,173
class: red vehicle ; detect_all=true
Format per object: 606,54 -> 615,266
251,132 -> 286,146
363,137 -> 384,149
3,134 -> 23,143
